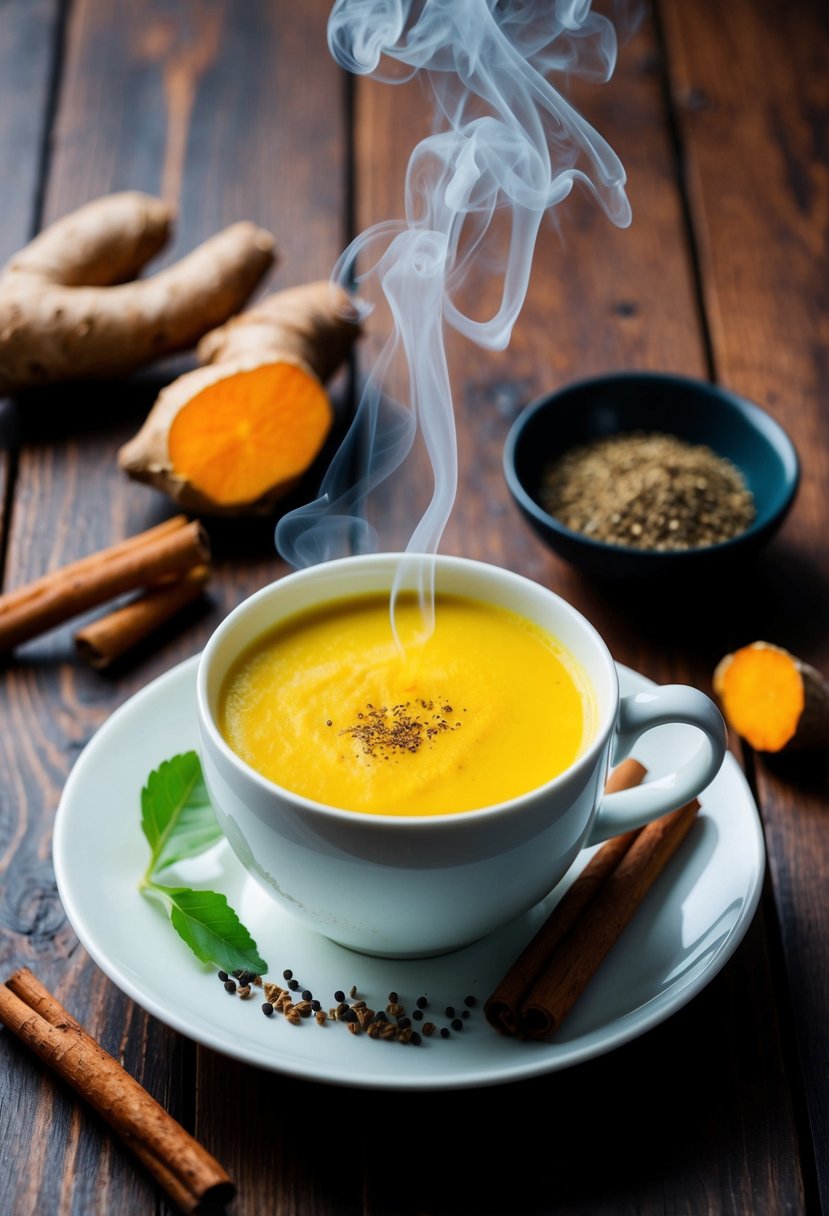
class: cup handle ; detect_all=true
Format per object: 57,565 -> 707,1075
587,685 -> 727,846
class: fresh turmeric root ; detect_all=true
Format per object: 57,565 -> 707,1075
118,281 -> 362,516
713,641 -> 829,753
0,192 -> 275,394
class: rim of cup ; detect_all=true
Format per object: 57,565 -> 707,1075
196,553 -> 621,830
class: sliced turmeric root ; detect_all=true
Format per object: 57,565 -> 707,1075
119,281 -> 361,516
168,362 -> 333,507
713,641 -> 829,753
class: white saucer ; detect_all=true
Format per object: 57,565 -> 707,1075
53,656 -> 765,1091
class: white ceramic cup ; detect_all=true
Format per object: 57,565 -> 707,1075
196,554 -> 726,958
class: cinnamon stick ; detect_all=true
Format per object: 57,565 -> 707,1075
0,516 -> 210,653
520,795 -> 700,1040
74,564 -> 212,669
0,968 -> 234,1213
484,758 -> 647,1035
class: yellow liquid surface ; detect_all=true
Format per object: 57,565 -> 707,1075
219,593 -> 594,816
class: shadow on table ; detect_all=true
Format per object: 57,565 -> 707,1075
571,539 -> 829,663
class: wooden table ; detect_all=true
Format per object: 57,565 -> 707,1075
1,2 -> 826,1212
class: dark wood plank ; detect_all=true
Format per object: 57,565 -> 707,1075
661,0 -> 829,1205
352,11 -> 806,1216
0,0 -> 64,262
0,2 -> 352,1212
0,0 -> 65,582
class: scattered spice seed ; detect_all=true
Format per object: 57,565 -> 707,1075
220,970 -> 479,1051
282,969 -> 293,980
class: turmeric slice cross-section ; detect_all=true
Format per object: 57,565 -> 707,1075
168,362 -> 333,506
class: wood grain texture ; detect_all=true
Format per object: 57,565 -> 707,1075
661,0 -> 829,1204
0,2 -> 348,1213
0,0 -> 65,589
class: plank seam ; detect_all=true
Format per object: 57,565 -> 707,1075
651,1 -> 717,383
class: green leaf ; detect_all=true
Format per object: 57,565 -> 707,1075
152,883 -> 269,974
140,751 -> 222,874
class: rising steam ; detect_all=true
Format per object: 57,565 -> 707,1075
276,0 -> 635,630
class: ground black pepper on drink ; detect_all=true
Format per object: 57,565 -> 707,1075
540,431 -> 755,550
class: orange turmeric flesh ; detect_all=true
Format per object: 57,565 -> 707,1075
168,362 -> 333,506
716,644 -> 805,752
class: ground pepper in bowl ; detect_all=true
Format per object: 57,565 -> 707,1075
540,431 -> 755,551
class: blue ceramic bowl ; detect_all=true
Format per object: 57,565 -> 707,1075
503,371 -> 800,580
